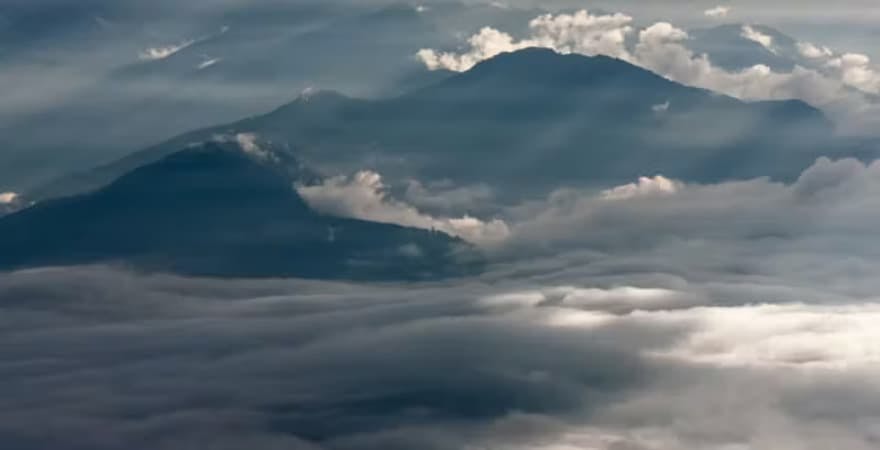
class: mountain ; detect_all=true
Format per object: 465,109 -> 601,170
0,142 -> 479,280
0,2 -> 460,192
34,48 -> 842,201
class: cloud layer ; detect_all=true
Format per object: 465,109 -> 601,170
5,152 -> 880,448
296,171 -> 510,245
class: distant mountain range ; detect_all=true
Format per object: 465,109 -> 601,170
7,47 -> 873,280
0,142 -> 479,280
35,47 -> 843,202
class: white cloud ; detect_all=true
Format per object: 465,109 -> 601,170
797,41 -> 833,59
417,10 -> 634,72
601,176 -> 681,200
826,53 -> 880,94
648,303 -> 880,369
704,6 -> 731,18
792,43 -> 880,95
0,191 -> 23,215
489,290 -> 880,370
741,25 -> 776,53
139,39 -> 197,61
197,57 -> 221,70
296,171 -> 510,245
651,100 -> 670,113
482,285 -> 698,315
416,9 -> 880,134
210,132 -> 277,162
138,26 -> 229,62
503,156 -> 880,256
0,192 -> 18,204
417,27 -> 528,72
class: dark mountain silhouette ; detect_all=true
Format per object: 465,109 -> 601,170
0,143 -> 480,280
34,48 -> 842,201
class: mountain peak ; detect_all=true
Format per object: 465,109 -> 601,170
420,47 -> 676,95
469,47 -> 628,77
0,145 -> 480,280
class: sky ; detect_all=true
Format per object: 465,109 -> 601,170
3,1 -> 880,449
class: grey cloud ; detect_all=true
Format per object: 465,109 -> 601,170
2,247 -> 880,449
5,152 -> 880,448
4,152 -> 880,446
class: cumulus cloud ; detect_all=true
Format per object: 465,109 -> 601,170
798,41 -> 834,59
704,6 -> 731,18
416,9 -> 880,134
499,156 -> 880,262
417,10 -> 634,72
741,25 -> 776,53
792,41 -> 880,95
600,175 -> 681,200
296,171 -> 510,245
826,53 -> 880,94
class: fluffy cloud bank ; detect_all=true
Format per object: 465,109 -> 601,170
295,156 -> 880,260
417,9 -> 880,134
504,157 -> 880,257
296,171 -> 510,245
1,239 -> 879,449
5,158 -> 880,449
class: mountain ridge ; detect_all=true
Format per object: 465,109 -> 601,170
1,143 -> 480,280
32,47 -> 841,202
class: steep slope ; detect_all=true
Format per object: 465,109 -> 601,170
0,143 -> 479,280
35,48 -> 841,201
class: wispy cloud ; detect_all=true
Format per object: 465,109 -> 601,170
138,26 -> 229,62
297,171 -> 510,246
704,6 -> 731,18
139,39 -> 197,61
651,100 -> 671,113
197,57 -> 222,70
